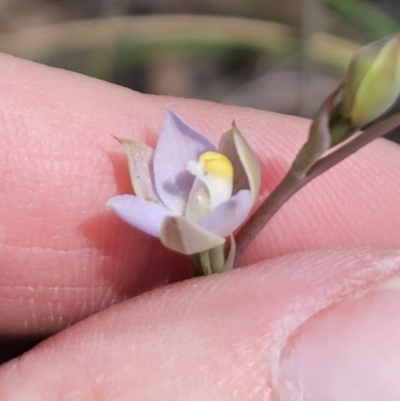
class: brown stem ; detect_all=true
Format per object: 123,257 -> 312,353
235,172 -> 305,259
235,110 -> 400,265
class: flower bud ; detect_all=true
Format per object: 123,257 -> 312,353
341,34 -> 400,127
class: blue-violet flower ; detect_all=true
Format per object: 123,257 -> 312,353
107,110 -> 260,257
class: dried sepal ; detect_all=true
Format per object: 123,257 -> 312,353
115,137 -> 161,204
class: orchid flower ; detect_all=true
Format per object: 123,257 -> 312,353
107,110 -> 260,275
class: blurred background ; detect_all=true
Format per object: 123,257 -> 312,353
0,0 -> 398,140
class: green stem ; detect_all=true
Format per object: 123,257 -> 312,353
198,244 -> 226,275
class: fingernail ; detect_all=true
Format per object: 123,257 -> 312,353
278,274 -> 400,401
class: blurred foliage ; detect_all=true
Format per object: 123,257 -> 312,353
324,0 -> 400,38
0,0 -> 399,141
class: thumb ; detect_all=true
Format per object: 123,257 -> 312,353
279,268 -> 400,401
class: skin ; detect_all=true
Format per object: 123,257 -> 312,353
0,52 -> 400,400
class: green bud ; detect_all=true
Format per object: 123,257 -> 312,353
341,34 -> 400,127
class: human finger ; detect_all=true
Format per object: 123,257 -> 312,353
1,246 -> 400,400
1,53 -> 400,335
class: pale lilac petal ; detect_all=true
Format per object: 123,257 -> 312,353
160,215 -> 225,254
154,110 -> 216,214
198,190 -> 253,237
117,138 -> 161,204
106,195 -> 177,237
